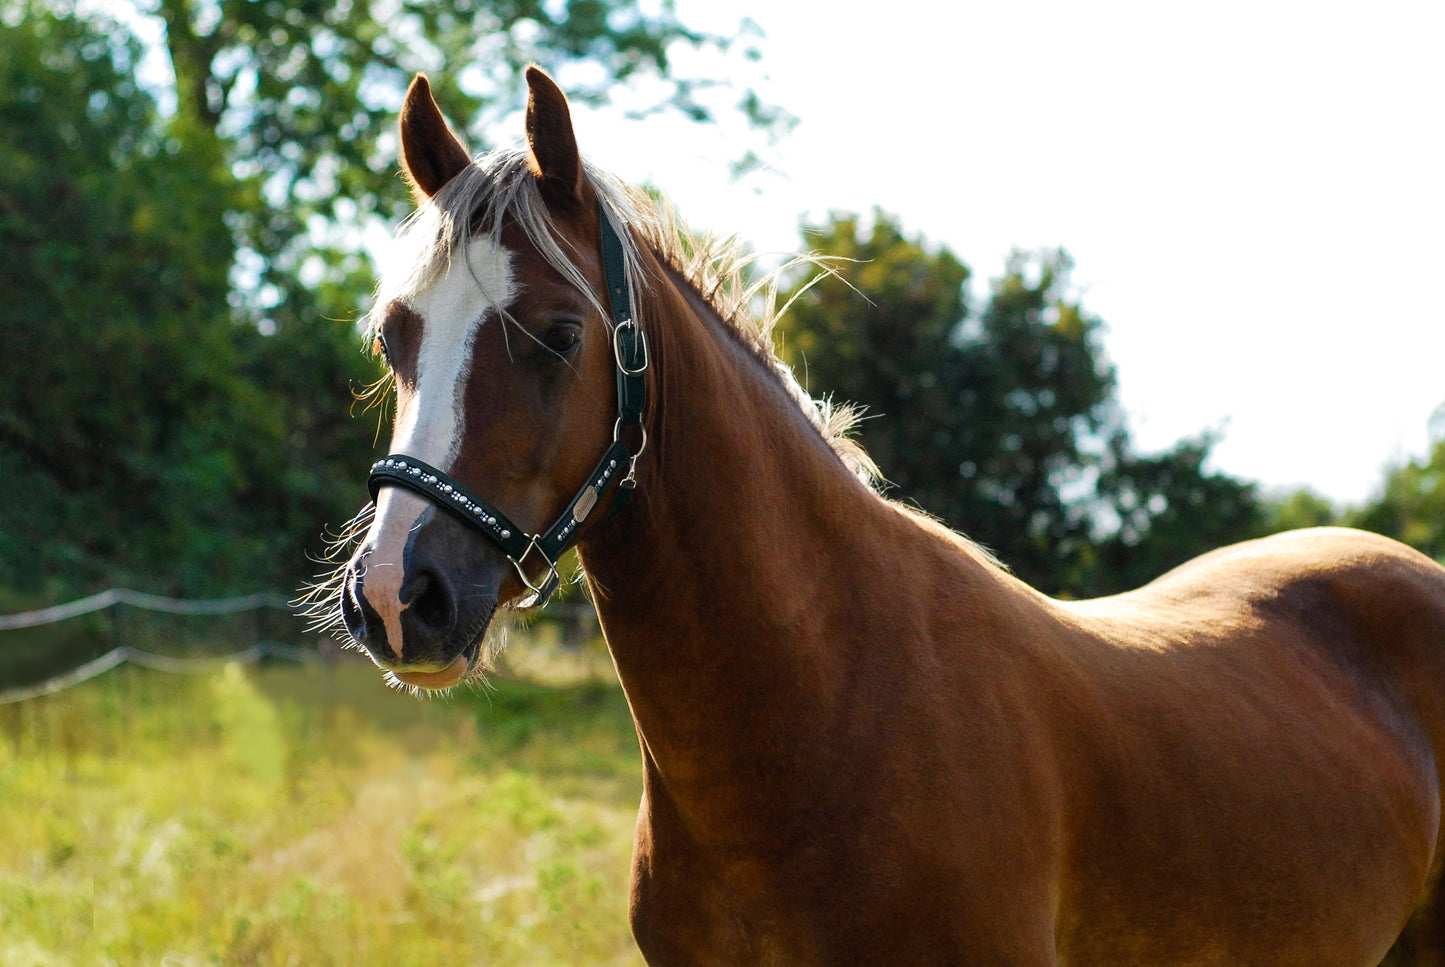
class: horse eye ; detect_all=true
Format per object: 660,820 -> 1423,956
373,334 -> 393,367
541,323 -> 582,357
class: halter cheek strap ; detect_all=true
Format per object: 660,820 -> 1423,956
366,202 -> 648,608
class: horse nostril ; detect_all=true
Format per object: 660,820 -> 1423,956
401,567 -> 456,638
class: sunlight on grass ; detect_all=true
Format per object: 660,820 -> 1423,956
0,652 -> 645,966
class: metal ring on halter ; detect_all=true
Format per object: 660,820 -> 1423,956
614,414 -> 648,455
613,319 -> 649,376
614,415 -> 647,485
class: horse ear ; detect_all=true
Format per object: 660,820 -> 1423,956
524,65 -> 583,206
399,74 -> 471,201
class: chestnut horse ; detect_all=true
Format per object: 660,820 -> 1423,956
323,67 -> 1445,965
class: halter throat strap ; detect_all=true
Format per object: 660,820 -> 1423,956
367,202 -> 648,607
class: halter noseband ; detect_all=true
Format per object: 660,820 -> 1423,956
366,203 -> 648,608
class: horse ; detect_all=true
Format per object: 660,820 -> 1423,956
318,66 -> 1445,965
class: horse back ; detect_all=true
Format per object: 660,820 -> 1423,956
1119,526 -> 1445,766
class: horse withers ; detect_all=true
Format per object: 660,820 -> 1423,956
320,67 -> 1445,965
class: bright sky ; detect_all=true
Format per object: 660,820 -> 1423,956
562,0 -> 1445,507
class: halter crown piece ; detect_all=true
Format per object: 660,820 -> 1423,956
366,202 -> 649,608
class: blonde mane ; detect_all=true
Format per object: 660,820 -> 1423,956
370,143 -> 879,489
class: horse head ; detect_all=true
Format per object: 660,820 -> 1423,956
339,69 -> 645,689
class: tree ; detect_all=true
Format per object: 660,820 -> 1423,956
1351,441 -> 1445,563
143,0 -> 787,321
778,211 -> 1261,595
1261,487 -> 1338,534
778,212 -> 1114,592
0,8 -> 331,594
1089,433 -> 1263,594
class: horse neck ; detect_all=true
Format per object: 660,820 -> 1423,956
582,261 -> 868,653
577,259 -> 1002,829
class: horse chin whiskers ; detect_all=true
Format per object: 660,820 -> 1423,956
296,504 -> 377,639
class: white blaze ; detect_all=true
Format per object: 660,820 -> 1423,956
359,235 -> 515,658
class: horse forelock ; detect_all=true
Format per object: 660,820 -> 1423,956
368,146 -> 652,342
366,141 -> 880,491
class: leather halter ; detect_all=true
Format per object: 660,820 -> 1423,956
367,202 -> 648,607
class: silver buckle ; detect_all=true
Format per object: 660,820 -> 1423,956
613,319 -> 648,376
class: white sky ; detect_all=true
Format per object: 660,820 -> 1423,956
560,0 -> 1445,507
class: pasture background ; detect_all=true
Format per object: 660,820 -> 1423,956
3,3 -> 1443,964
0,632 -> 647,967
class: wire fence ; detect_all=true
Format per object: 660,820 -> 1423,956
0,588 -> 291,631
0,589 -> 309,706
0,587 -> 604,705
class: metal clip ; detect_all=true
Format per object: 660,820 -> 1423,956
511,538 -> 560,609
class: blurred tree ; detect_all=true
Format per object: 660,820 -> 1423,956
1261,487 -> 1338,534
0,7 -> 324,593
1351,441 -> 1445,563
146,0 -> 787,318
0,0 -> 778,598
778,211 -> 1261,595
1088,433 -> 1263,594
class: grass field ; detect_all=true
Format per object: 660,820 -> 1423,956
9,631 -> 1443,966
0,639 -> 646,966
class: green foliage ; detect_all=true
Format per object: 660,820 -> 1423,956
1262,487 -> 1339,533
783,213 -> 1102,590
1088,433 -> 1263,593
1351,440 -> 1445,562
779,212 -> 1263,595
0,8 -> 379,594
155,0 -> 776,199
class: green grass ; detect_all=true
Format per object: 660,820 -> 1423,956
0,649 -> 646,966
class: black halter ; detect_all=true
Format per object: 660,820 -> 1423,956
367,203 -> 648,607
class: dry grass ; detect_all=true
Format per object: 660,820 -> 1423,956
0,641 -> 645,966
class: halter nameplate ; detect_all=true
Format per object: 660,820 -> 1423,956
367,202 -> 646,607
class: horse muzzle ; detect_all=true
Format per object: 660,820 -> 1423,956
340,506 -> 505,688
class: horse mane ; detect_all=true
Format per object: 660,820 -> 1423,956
369,143 -> 879,490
